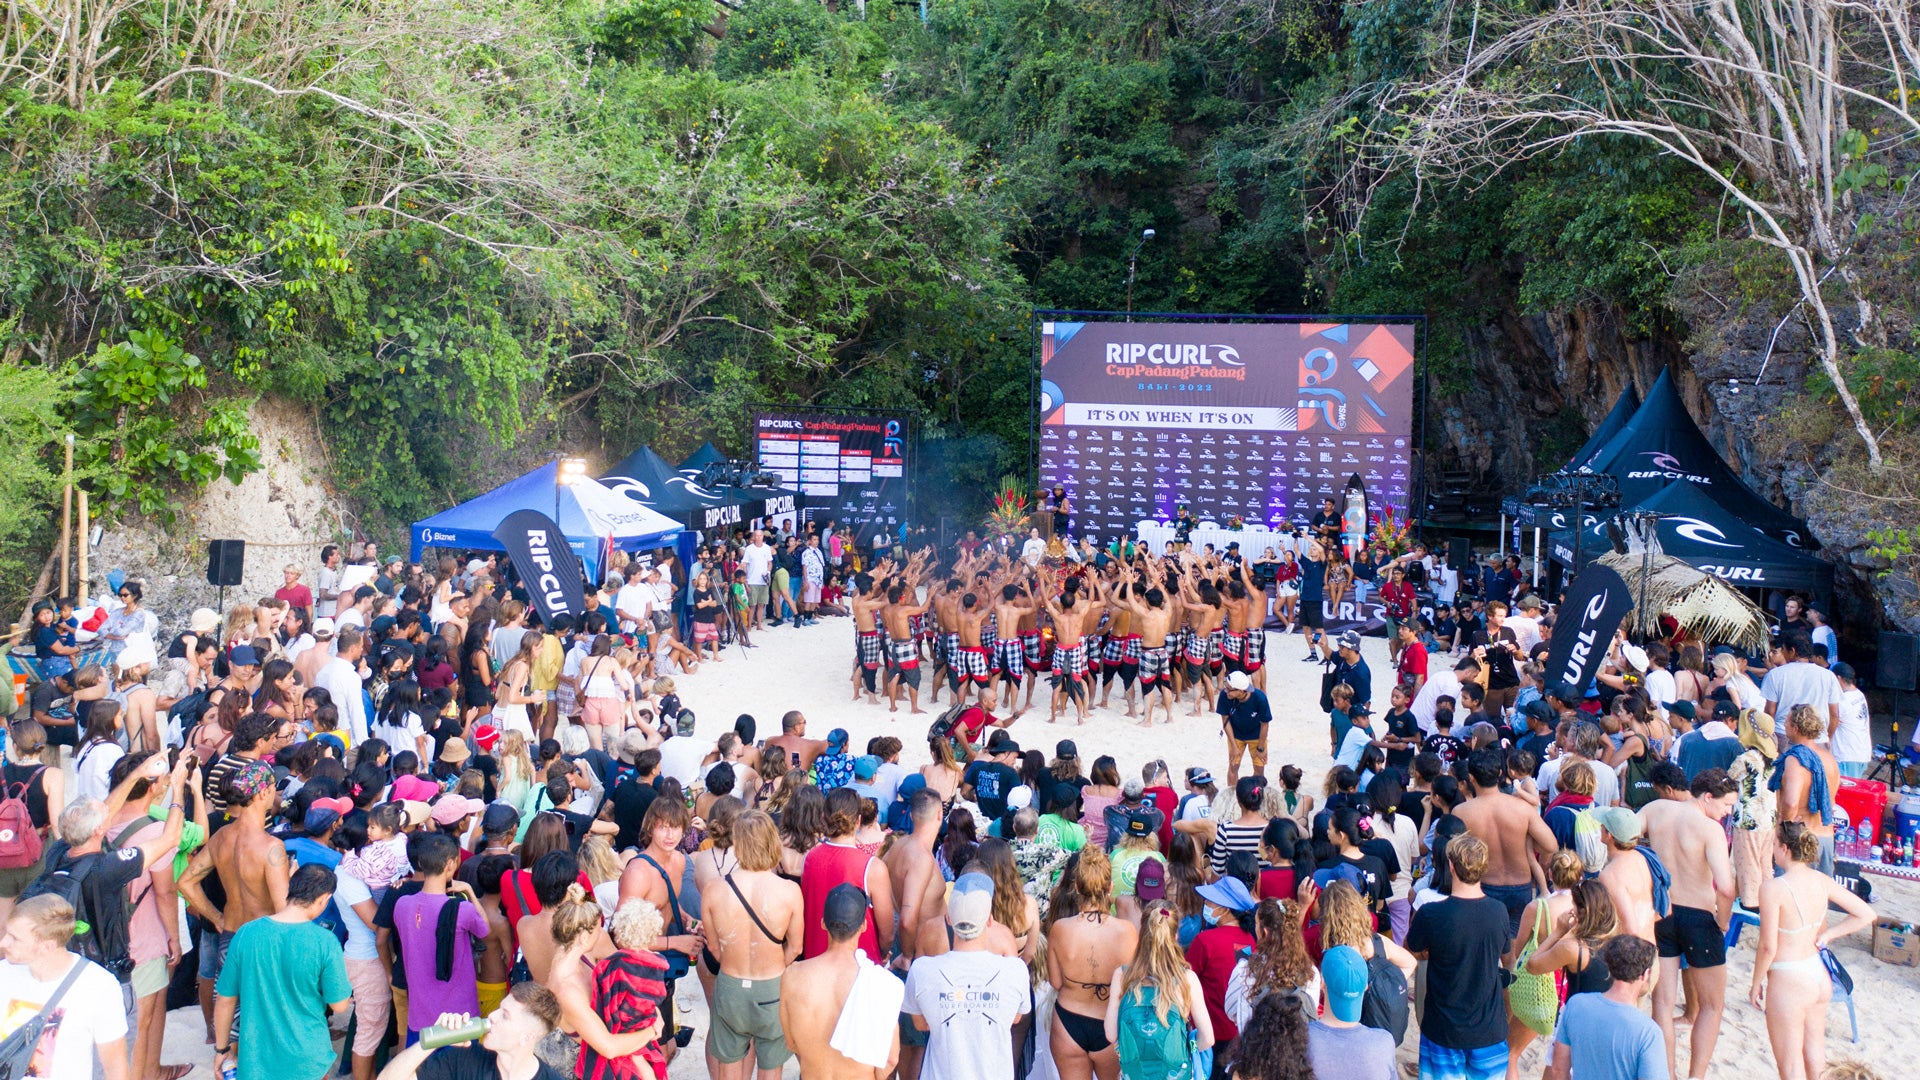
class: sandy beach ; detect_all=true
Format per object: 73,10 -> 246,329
161,615 -> 1916,1078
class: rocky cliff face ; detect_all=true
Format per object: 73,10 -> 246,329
1431,299 -> 1915,634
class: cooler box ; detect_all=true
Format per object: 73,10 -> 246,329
1836,777 -> 1888,848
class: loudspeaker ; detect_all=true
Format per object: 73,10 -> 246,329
1448,537 -> 1472,572
1878,631 -> 1919,692
206,540 -> 246,588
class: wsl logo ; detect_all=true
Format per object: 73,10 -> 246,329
1627,451 -> 1713,485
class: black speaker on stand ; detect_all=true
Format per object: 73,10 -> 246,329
1868,631 -> 1918,785
207,539 -> 245,613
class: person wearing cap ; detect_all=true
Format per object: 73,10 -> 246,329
1216,669 -> 1272,788
1037,781 -> 1088,853
1830,661 -> 1871,777
815,728 -> 856,790
1101,776 -> 1166,856
1324,629 -> 1374,715
178,757 -> 291,1012
1334,701 -> 1381,771
1675,699 -> 1748,780
1182,873 -> 1255,1055
1515,696 -> 1558,763
781,884 -> 901,1077
1108,806 -> 1165,921
1304,945 -> 1397,1079
962,738 -> 1023,819
1590,806 -> 1661,944
904,873 -> 1030,1077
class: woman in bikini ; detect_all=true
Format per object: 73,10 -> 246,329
690,796 -> 745,1008
919,728 -> 965,805
1046,848 -> 1138,1080
1751,820 -> 1874,1080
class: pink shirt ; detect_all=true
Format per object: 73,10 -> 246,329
117,816 -> 170,965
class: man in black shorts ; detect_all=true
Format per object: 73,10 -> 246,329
1641,765 -> 1738,1080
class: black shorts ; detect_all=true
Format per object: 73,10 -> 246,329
1654,904 -> 1727,968
1300,603 -> 1324,629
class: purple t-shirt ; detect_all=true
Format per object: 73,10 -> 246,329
393,891 -> 490,1032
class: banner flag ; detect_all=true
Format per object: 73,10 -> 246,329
492,509 -> 586,625
1544,565 -> 1632,694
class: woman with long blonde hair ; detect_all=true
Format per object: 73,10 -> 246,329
545,885 -> 664,1079
496,730 -> 536,808
1316,878 -> 1415,982
1712,650 -> 1765,712
1226,899 -> 1318,1027
491,629 -> 545,738
1103,900 -> 1214,1077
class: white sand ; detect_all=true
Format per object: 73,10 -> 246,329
162,616 -> 1916,1078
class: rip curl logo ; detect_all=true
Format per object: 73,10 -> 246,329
1643,451 -> 1684,472
1671,516 -> 1740,548
1627,451 -> 1712,484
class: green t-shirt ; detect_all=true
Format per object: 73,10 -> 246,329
1037,813 -> 1087,853
1111,846 -> 1153,898
216,916 -> 352,1080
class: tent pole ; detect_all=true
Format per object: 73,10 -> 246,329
1499,514 -> 1507,560
1532,528 -> 1541,588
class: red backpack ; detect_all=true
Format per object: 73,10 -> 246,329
0,766 -> 46,869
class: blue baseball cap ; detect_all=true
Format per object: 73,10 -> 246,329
1322,945 -> 1368,1022
1194,876 -> 1256,913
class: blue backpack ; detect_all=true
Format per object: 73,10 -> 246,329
1115,984 -> 1196,1080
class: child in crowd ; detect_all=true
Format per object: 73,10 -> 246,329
342,802 -> 412,895
1422,703 -> 1464,770
1513,662 -> 1544,717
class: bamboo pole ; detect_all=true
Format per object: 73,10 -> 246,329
76,491 -> 89,607
59,434 -> 72,598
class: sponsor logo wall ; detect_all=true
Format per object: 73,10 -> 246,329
753,409 -> 910,536
1038,319 -> 1417,542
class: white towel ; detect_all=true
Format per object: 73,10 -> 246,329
829,952 -> 907,1068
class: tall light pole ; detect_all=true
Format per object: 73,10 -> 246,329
1125,228 -> 1155,321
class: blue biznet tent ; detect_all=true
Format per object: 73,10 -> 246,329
410,461 -> 683,583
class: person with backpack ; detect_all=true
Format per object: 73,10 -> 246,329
0,719 -> 65,925
21,752 -> 189,995
0,893 -> 133,1080
1103,899 -> 1214,1080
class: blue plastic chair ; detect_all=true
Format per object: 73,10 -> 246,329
1723,903 -> 1761,949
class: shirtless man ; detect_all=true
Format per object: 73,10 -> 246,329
1452,750 -> 1555,938
1122,566 -> 1179,727
1178,570 -> 1227,716
1776,703 -> 1841,873
1594,806 -> 1660,946
882,572 -> 932,715
1045,573 -> 1105,725
884,789 -> 947,968
617,797 -> 701,1063
781,884 -> 900,1080
178,758 -> 290,1020
950,593 -> 994,707
928,579 -> 965,705
1224,561 -> 1269,692
992,581 -> 1037,724
1097,582 -> 1140,717
850,570 -> 889,704
880,789 -> 944,1080
765,710 -> 829,775
1641,766 -> 1737,1080
702,811 -> 805,1080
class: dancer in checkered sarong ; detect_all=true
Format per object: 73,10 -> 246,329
992,581 -> 1037,724
1115,563 -> 1180,727
1098,595 -> 1144,718
1223,564 -> 1272,690
1178,577 -> 1226,718
1038,567 -> 1105,725
925,578 -> 964,704
882,574 -> 932,715
849,571 -> 888,704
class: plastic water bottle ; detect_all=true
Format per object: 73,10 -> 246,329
420,1017 -> 491,1050
218,1064 -> 237,1080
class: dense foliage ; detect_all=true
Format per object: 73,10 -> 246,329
0,0 -> 1913,612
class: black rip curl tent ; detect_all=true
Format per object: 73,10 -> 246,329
601,445 -> 801,533
1548,481 -> 1831,592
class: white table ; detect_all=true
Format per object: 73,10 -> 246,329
1133,521 -> 1299,557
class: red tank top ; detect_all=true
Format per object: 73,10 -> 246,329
800,841 -> 880,961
